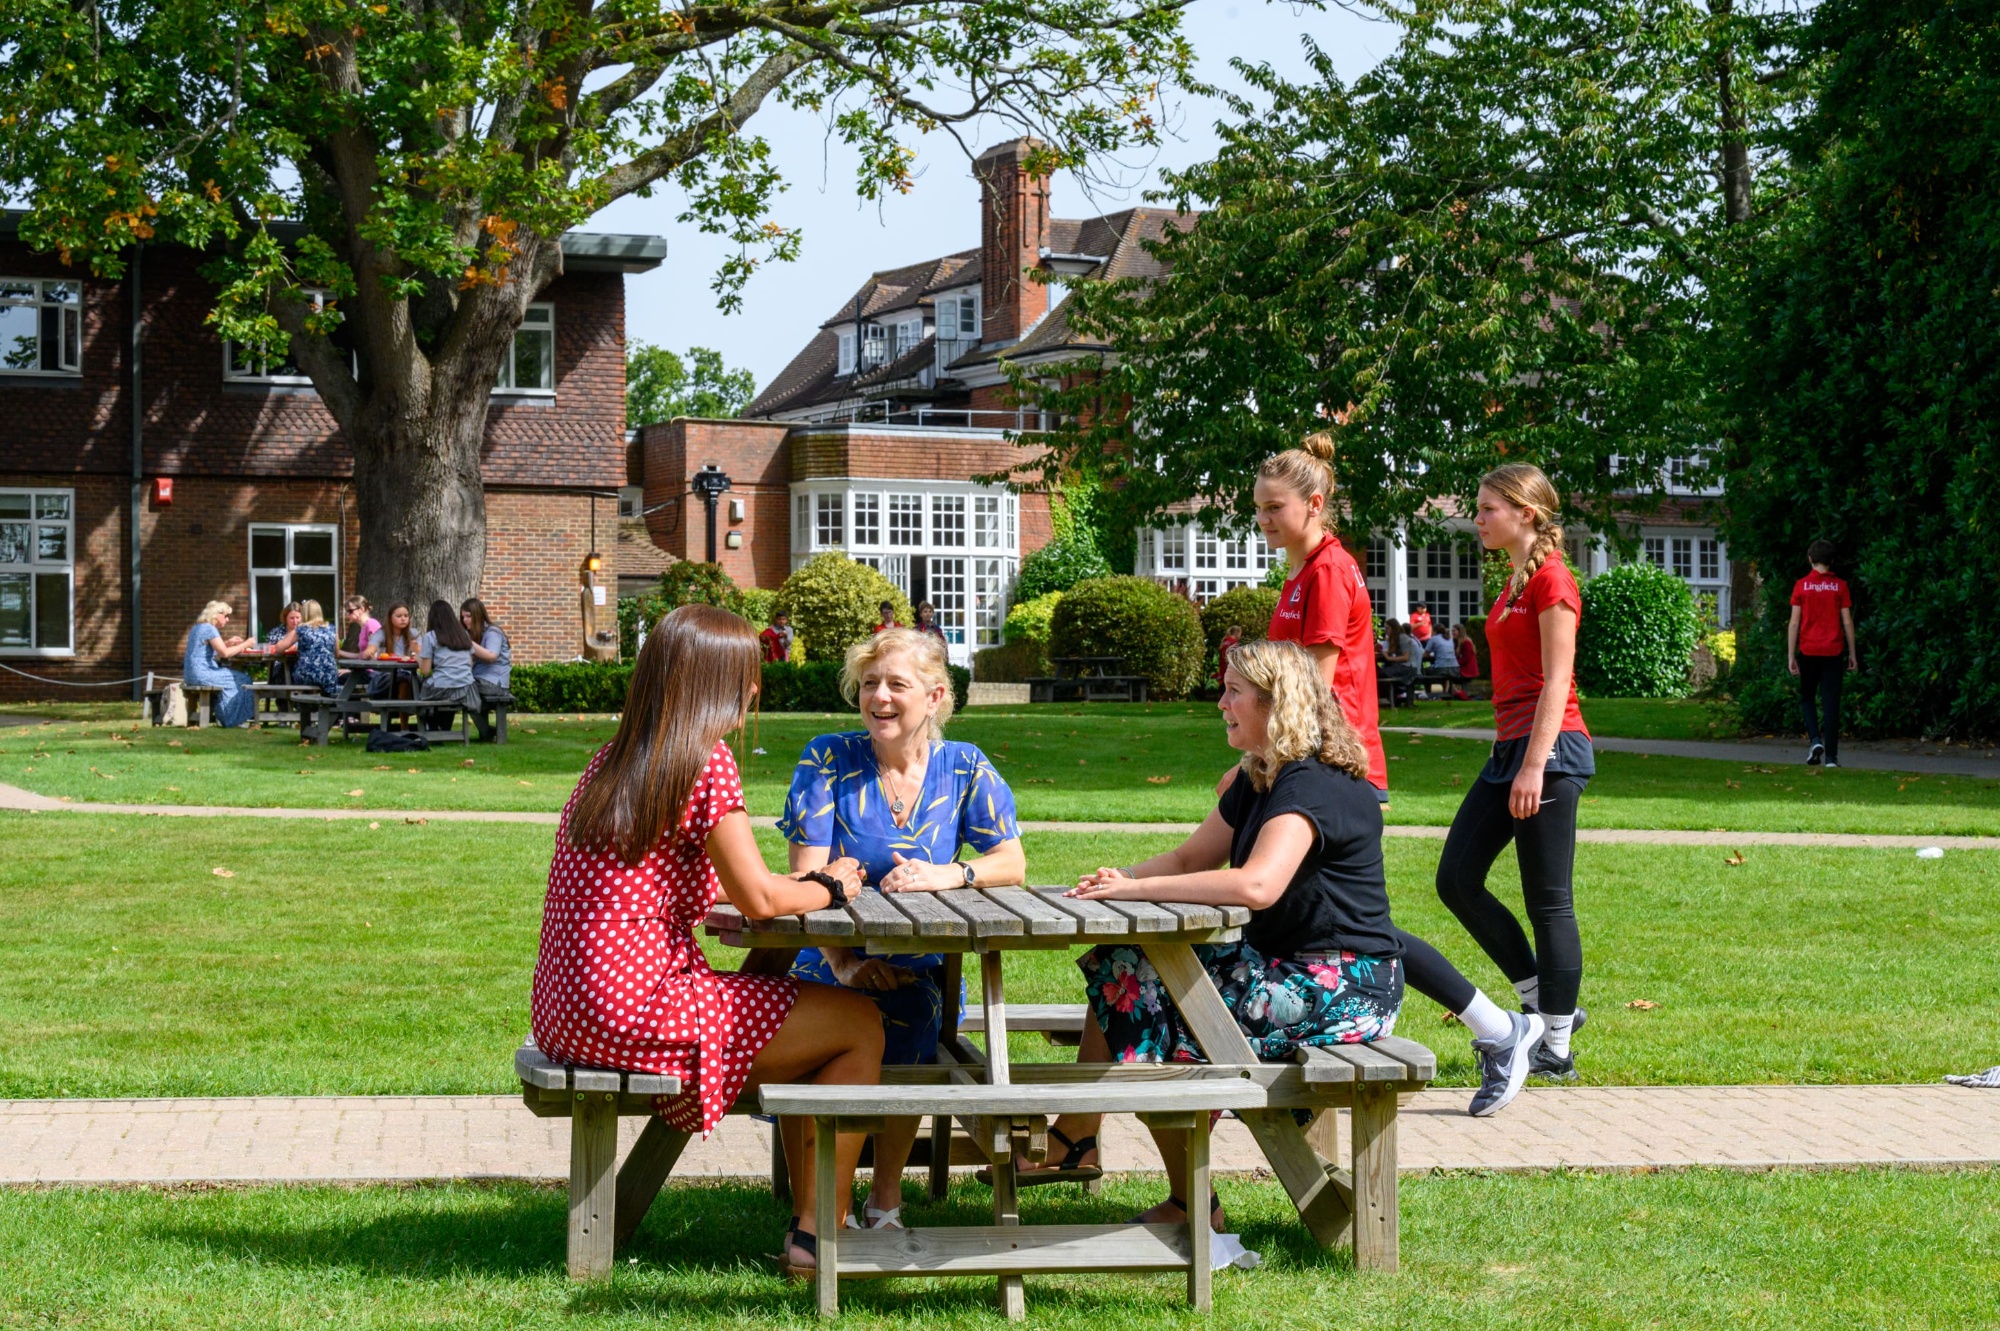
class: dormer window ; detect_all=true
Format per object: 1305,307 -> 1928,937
896,318 -> 923,357
938,292 -> 980,340
837,329 -> 856,375
861,323 -> 887,369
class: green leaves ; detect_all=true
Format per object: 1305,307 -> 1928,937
626,343 -> 756,425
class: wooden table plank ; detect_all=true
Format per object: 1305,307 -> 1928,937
1317,1043 -> 1410,1082
1029,887 -> 1130,937
936,890 -> 1026,938
881,890 -> 969,938
1217,904 -> 1251,928
1151,900 -> 1225,931
844,890 -> 917,937
798,907 -> 857,937
1103,899 -> 1181,934
987,890 -> 1079,937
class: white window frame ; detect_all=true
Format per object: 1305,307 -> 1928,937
815,492 -> 845,549
795,492 -> 812,549
1671,536 -> 1694,580
1699,538 -> 1721,582
225,289 -> 338,383
852,492 -> 882,548
895,318 -> 924,357
861,323 -> 888,370
837,329 -> 857,375
0,279 -> 82,376
1194,531 -> 1218,570
930,556 -> 968,645
0,487 -> 75,655
932,494 -> 966,548
1644,537 -> 1668,569
888,493 -> 924,548
973,495 -> 1004,550
1159,526 -> 1187,572
496,302 -> 555,392
248,523 -> 341,641
973,557 -> 1012,646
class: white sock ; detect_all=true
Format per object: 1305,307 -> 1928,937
1457,990 -> 1514,1044
1542,1013 -> 1575,1058
1512,977 -> 1541,1011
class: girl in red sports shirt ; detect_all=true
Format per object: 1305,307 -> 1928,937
1435,463 -> 1595,1097
1787,539 -> 1857,767
1258,433 -> 1542,1116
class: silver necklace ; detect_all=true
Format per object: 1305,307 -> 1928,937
878,761 -> 923,822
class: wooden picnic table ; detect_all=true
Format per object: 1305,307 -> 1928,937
695,886 -> 1433,1317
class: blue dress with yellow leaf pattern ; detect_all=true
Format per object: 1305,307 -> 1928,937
777,732 -> 1021,1064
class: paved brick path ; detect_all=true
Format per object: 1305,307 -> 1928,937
1385,725 -> 2000,779
7,1085 -> 1994,1185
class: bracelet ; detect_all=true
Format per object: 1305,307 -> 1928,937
801,870 -> 846,909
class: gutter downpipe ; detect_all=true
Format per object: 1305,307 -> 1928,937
129,242 -> 144,700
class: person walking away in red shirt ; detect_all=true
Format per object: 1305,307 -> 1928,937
1432,463 -> 1596,1105
760,610 -> 794,663
1257,433 -> 1538,1115
1788,541 -> 1857,767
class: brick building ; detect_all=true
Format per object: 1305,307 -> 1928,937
0,214 -> 664,698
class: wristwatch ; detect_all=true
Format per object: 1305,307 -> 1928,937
958,861 -> 976,888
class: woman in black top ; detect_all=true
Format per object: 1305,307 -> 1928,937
1057,640 -> 1408,1229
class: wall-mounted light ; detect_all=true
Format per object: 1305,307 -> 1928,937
725,531 -> 743,549
728,498 -> 745,523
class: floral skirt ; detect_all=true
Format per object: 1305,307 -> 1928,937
1079,941 -> 1402,1065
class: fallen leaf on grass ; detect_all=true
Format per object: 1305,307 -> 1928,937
1077,758 -> 1087,766
1406,737 -> 1423,745
211,867 -> 235,878
524,728 -> 538,734
1725,779 -> 1741,789
165,786 -> 179,792
406,768 -> 420,774
167,740 -> 182,748
1440,1011 -> 1462,1025
516,780 -> 532,786
346,789 -> 364,798
404,817 -> 428,825
372,765 -> 393,771
1145,775 -> 1171,785
461,759 -> 476,768
1023,777 -> 1056,785
1626,999 -> 1660,1010
368,821 -> 380,830
1724,851 -> 1746,866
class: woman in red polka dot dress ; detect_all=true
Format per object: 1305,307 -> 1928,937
531,605 -> 885,1277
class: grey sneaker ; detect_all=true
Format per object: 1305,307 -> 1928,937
1529,1007 -> 1586,1080
1469,1012 -> 1545,1117
1823,760 -> 1841,769
1806,743 -> 1825,766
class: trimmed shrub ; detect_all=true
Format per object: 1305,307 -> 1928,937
1198,586 -> 1279,656
759,661 -> 848,712
1261,560 -> 1288,590
775,554 -> 912,664
975,640 -> 1047,682
1576,563 -> 1701,698
509,662 -> 634,713
1048,576 -> 1205,700
1004,591 -> 1064,646
1016,531 -> 1112,601
737,586 -> 777,628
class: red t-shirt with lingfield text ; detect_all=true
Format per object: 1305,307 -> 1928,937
1268,536 -> 1389,791
1790,571 -> 1852,657
1487,558 -> 1590,743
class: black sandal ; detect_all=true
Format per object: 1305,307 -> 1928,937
976,1125 -> 1104,1188
777,1222 -> 818,1281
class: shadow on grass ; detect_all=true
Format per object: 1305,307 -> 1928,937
141,1176 -> 1352,1319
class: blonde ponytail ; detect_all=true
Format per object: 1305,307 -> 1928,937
1258,431 -> 1338,511
1481,463 -> 1565,601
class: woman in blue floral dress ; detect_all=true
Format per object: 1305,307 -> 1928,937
266,599 -> 341,695
779,627 -> 1024,1229
1053,639 -> 1408,1232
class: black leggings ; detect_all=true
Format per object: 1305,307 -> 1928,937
1395,927 -> 1479,1017
1798,654 -> 1845,761
1434,771 -> 1586,1015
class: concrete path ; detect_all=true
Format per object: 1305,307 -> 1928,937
6,1084 -> 1995,1185
3,782 -> 1995,849
1386,725 -> 2000,779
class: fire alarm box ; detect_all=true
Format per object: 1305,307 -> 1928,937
152,477 -> 174,506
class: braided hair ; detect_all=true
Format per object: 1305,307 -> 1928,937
1481,463 -> 1565,602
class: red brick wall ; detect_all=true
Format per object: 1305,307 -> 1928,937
640,418 -> 792,589
974,140 -> 1051,346
480,489 -> 610,663
0,238 -> 628,487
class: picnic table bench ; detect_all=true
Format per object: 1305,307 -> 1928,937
291,667 -> 513,746
518,885 -> 1435,1318
1028,656 -> 1150,705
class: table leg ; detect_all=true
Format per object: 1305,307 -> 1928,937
1187,1112 -> 1212,1311
1351,1082 -> 1399,1272
1145,941 -> 1354,1249
978,950 -> 1024,1317
932,953 -> 963,1201
814,1115 -> 840,1317
979,950 -> 1010,1086
991,1149 -> 1025,1320
613,1117 -> 691,1251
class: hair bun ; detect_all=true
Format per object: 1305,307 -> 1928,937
1299,431 -> 1336,463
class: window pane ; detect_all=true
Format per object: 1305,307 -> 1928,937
512,328 -> 554,389
35,494 -> 69,520
251,529 -> 288,568
42,281 -> 79,306
33,572 -> 69,649
0,303 -> 38,371
291,572 -> 337,615
930,557 -> 966,643
36,525 -> 66,562
254,574 -> 289,640
932,496 -> 965,547
0,495 -> 27,519
0,523 -> 27,563
521,305 -> 552,327
853,493 -> 881,546
292,530 -> 335,568
889,495 -> 923,547
0,573 -> 28,645
61,306 -> 80,371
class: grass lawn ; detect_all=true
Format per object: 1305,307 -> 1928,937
4,812 -> 1992,1099
1401,696 -> 1744,741
4,706 -> 1999,833
4,1169 -> 1995,1328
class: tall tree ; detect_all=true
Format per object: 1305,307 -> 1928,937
1025,0 -> 1802,545
0,0 -> 1197,609
627,342 -> 755,424
1725,0 -> 2000,738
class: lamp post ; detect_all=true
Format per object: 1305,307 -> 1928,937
690,465 -> 733,563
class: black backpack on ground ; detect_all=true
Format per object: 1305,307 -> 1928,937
365,729 -> 430,753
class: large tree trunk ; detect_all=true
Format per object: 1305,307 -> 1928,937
1713,0 -> 1753,226
350,405 -> 490,619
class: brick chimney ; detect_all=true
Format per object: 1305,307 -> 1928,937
973,138 -> 1051,346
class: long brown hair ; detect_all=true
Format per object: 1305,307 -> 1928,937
1481,463 -> 1565,601
460,596 -> 499,645
566,604 -> 761,864
426,599 -> 473,652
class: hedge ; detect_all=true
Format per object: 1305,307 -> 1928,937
1048,576 -> 1205,700
775,554 -> 912,664
1575,562 -> 1701,698
507,660 -> 969,715
1199,586 -> 1279,657
974,640 -> 1046,683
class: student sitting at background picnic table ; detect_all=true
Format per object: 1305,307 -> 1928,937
181,600 -> 258,727
778,626 -> 1026,1231
872,600 -> 900,634
460,597 -> 511,743
417,599 -> 480,730
365,602 -> 421,727
1053,639 -> 1406,1231
1450,624 -> 1480,699
262,602 -> 303,685
532,605 -> 883,1278
265,599 -> 341,695
344,596 -> 382,656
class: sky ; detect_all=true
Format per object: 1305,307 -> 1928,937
589,1 -> 1397,392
